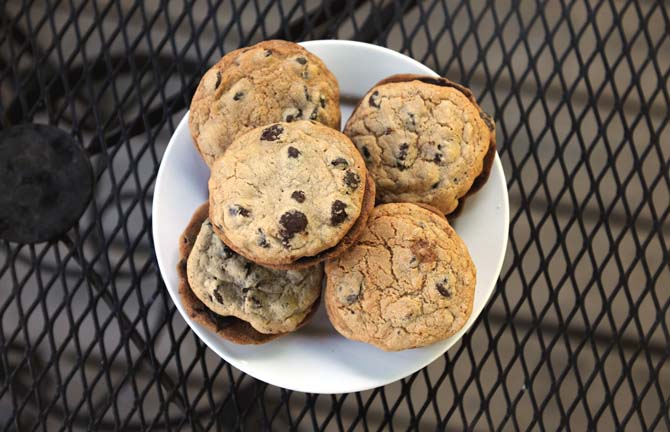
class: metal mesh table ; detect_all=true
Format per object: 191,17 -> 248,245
1,1 -> 669,430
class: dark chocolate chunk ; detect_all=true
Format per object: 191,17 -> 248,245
361,146 -> 371,159
319,96 -> 327,108
221,244 -> 234,259
285,109 -> 302,122
344,170 -> 360,189
233,91 -> 244,101
229,205 -> 251,217
331,158 -> 349,169
257,228 -> 270,248
408,112 -> 417,129
260,124 -> 283,141
436,279 -> 452,298
345,293 -> 359,305
250,297 -> 262,308
330,200 -> 348,225
369,90 -> 380,108
279,210 -> 308,245
432,181 -> 440,189
213,288 -> 223,303
287,146 -> 301,158
295,56 -> 307,65
437,144 -> 443,150
207,294 -> 213,302
309,107 -> 318,120
244,262 -> 253,278
398,143 -> 409,161
384,128 -> 393,135
291,190 -> 306,203
433,153 -> 443,164
304,86 -> 311,101
263,49 -> 272,57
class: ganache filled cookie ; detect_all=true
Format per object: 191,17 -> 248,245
324,203 -> 476,351
343,74 -> 495,216
209,120 -> 375,268
189,40 -> 340,166
177,203 -> 322,344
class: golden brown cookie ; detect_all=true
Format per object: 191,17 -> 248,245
209,120 -> 375,268
324,203 -> 476,351
189,40 -> 340,166
343,74 -> 495,216
177,203 -> 321,344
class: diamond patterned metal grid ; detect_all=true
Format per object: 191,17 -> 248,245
0,0 -> 668,430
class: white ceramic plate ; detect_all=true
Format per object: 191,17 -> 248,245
153,40 -> 509,394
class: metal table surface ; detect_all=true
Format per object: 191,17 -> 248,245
1,1 -> 668,430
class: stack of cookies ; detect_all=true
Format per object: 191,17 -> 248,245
178,40 -> 495,351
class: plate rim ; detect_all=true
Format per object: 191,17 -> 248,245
152,39 -> 509,394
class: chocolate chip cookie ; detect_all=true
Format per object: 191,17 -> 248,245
343,74 -> 496,216
324,203 -> 476,351
209,120 -> 374,268
178,203 -> 322,343
189,40 -> 340,166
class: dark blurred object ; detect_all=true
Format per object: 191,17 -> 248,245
0,125 -> 93,243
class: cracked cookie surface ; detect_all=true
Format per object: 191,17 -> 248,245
324,203 -> 475,351
344,74 -> 495,215
189,39 -> 340,166
209,120 -> 368,266
187,215 -> 322,334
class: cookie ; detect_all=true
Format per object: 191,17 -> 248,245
324,203 -> 476,351
209,120 -> 373,268
343,74 -> 496,216
189,40 -> 340,166
178,203 -> 321,344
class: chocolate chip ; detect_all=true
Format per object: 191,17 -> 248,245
345,293 -> 359,305
433,153 -> 443,164
344,170 -> 360,189
432,181 -> 440,189
369,90 -> 380,108
304,86 -> 311,101
330,200 -> 348,225
295,56 -> 307,65
361,146 -> 371,159
233,91 -> 244,101
242,288 -> 250,294
207,294 -> 213,302
398,143 -> 409,161
285,108 -> 302,122
221,245 -> 234,259
291,190 -> 306,203
214,71 -> 221,89
264,49 -> 272,57
229,205 -> 250,217
257,228 -> 270,248
384,128 -> 393,135
244,262 -> 253,278
213,288 -> 223,303
436,279 -> 452,298
287,146 -> 301,158
250,297 -> 262,308
396,163 -> 408,171
437,144 -> 443,150
319,96 -> 326,108
260,124 -> 283,141
309,107 -> 318,120
331,158 -> 349,169
279,210 -> 308,246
